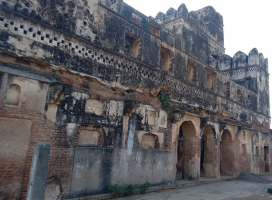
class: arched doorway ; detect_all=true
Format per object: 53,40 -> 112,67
201,125 -> 216,177
176,121 -> 199,180
176,126 -> 184,180
220,129 -> 234,175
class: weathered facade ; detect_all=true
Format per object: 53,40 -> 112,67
0,0 -> 270,199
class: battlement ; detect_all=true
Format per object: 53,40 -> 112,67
214,48 -> 268,72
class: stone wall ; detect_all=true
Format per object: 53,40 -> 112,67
0,0 -> 271,199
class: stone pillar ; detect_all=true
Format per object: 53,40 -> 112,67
26,143 -> 50,200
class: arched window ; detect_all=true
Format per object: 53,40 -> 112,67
256,146 -> 259,155
125,33 -> 141,59
187,62 -> 196,82
6,84 -> 21,106
247,95 -> 252,107
161,47 -> 173,71
242,144 -> 247,155
215,30 -> 219,41
237,89 -> 242,103
206,68 -> 215,89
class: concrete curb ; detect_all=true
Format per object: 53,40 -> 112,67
64,184 -> 175,200
175,176 -> 236,189
65,177 -> 236,200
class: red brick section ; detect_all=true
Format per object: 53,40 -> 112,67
252,118 -> 270,133
0,97 -> 75,199
0,58 -> 164,199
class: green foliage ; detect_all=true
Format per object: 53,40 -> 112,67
110,182 -> 151,198
157,91 -> 170,109
139,181 -> 151,193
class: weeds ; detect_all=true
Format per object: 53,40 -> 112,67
110,182 -> 151,198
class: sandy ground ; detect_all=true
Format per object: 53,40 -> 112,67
117,179 -> 272,200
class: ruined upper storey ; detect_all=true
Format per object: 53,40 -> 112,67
1,0 -> 224,65
0,0 -> 270,120
155,4 -> 224,48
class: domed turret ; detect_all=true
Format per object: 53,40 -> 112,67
233,51 -> 247,68
177,4 -> 188,16
219,54 -> 232,71
248,48 -> 259,66
165,7 -> 177,21
155,12 -> 165,24
155,12 -> 165,20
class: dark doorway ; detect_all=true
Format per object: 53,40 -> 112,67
176,126 -> 184,180
264,146 -> 269,172
200,135 -> 205,176
176,121 -> 199,180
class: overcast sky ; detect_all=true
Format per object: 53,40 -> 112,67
124,0 -> 272,117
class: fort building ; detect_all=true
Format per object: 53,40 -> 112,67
0,0 -> 270,199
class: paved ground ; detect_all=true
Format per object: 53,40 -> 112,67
117,180 -> 272,200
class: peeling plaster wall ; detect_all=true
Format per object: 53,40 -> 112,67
0,0 -> 271,199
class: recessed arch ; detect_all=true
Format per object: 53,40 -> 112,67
5,84 -> 21,106
141,133 -> 159,149
201,125 -> 216,177
220,129 -> 234,176
176,120 -> 199,180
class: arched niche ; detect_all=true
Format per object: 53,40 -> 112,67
220,129 -> 234,176
137,131 -> 164,149
141,133 -> 159,149
5,84 -> 21,106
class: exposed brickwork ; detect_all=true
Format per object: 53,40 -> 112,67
0,0 -> 270,199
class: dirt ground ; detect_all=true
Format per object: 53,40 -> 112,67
117,178 -> 272,200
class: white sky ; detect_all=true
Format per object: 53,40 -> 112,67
124,0 -> 272,117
